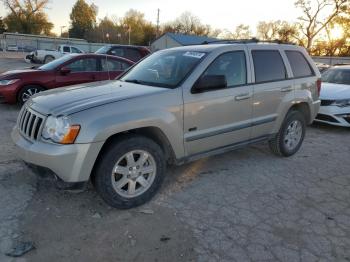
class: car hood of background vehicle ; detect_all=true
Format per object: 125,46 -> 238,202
320,82 -> 350,100
0,69 -> 41,78
29,80 -> 168,116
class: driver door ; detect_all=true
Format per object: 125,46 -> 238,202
55,57 -> 100,87
183,50 -> 253,156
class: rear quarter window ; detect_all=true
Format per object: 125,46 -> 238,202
252,50 -> 287,83
285,50 -> 314,78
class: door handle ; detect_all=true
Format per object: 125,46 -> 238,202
235,93 -> 251,101
281,86 -> 293,92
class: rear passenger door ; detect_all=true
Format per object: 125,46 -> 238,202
183,50 -> 253,156
100,57 -> 133,80
248,47 -> 294,139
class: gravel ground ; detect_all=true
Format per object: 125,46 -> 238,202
0,58 -> 350,261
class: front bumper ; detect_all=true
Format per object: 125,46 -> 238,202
11,127 -> 104,182
314,105 -> 350,127
0,84 -> 19,104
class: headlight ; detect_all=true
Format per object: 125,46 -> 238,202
0,79 -> 19,86
42,116 -> 80,144
332,99 -> 350,107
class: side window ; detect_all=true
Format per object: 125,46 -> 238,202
71,47 -> 82,53
110,47 -> 124,57
63,46 -> 70,53
125,48 -> 142,61
285,51 -> 314,78
252,50 -> 286,83
66,58 -> 98,72
202,51 -> 247,88
101,58 -> 131,71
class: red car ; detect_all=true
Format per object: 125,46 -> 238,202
0,54 -> 134,104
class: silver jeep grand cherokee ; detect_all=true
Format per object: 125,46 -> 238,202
12,42 -> 321,208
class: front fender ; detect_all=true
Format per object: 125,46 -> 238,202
71,90 -> 185,159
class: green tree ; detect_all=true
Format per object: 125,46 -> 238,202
1,0 -> 53,35
0,17 -> 6,33
120,9 -> 156,45
69,0 -> 97,39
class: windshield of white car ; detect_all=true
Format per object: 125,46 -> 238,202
120,50 -> 207,88
322,68 -> 350,85
38,55 -> 74,70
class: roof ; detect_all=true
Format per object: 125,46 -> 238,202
162,33 -> 217,46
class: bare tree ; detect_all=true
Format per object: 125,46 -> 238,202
230,24 -> 252,39
295,0 -> 349,50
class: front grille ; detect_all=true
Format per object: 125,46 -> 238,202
315,113 -> 339,123
320,100 -> 335,106
17,107 -> 45,141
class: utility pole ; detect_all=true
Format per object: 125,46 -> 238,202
156,8 -> 160,38
128,26 -> 131,45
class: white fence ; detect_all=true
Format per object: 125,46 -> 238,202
0,33 -> 109,53
312,56 -> 350,66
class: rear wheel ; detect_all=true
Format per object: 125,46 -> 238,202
44,55 -> 54,64
269,110 -> 306,157
18,85 -> 45,105
94,135 -> 166,209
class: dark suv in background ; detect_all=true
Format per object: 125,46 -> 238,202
95,45 -> 150,62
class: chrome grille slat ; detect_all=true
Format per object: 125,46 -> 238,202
25,113 -> 33,136
31,117 -> 39,140
17,107 -> 46,141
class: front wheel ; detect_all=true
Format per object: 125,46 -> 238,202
269,110 -> 306,157
18,85 -> 45,105
93,135 -> 166,209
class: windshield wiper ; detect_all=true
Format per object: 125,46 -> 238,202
124,79 -> 143,84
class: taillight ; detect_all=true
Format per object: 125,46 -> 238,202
316,79 -> 321,97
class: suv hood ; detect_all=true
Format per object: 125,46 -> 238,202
29,80 -> 168,115
320,82 -> 350,100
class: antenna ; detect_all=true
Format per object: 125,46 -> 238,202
156,9 -> 160,38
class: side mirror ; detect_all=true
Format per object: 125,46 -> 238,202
60,67 -> 71,75
192,75 -> 227,94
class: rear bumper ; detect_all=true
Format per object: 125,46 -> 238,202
314,105 -> 350,127
11,127 -> 104,182
310,100 -> 321,124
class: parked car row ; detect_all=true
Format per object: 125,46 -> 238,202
0,54 -> 134,104
25,44 -> 151,64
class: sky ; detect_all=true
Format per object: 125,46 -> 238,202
0,0 -> 303,35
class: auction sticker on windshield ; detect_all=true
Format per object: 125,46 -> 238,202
183,51 -> 206,59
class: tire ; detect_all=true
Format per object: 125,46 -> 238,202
44,55 -> 54,64
269,110 -> 306,157
93,135 -> 166,209
18,85 -> 45,105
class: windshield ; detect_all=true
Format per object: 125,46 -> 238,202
38,55 -> 74,70
322,68 -> 350,85
120,50 -> 207,88
95,46 -> 110,54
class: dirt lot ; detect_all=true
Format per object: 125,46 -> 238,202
0,58 -> 350,262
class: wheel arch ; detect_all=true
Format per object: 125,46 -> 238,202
16,84 -> 47,103
90,126 -> 176,184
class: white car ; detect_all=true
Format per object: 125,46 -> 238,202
27,45 -> 84,64
315,65 -> 350,127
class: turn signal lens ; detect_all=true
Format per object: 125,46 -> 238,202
60,125 -> 80,144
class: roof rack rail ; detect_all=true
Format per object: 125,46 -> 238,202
201,38 -> 296,45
